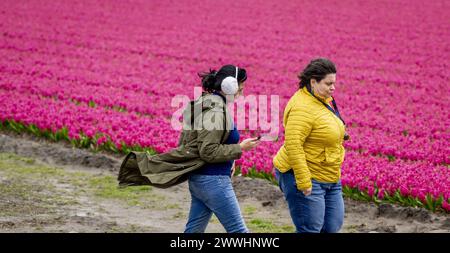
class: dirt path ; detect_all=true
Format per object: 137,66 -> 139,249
0,131 -> 449,233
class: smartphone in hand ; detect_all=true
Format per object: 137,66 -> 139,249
256,135 -> 278,142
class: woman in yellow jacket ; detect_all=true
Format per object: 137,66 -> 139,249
273,58 -> 348,233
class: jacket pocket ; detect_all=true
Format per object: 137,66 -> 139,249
322,147 -> 342,165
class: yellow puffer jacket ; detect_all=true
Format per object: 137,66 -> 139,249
273,87 -> 346,190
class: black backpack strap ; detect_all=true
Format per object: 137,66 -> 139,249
307,85 -> 346,126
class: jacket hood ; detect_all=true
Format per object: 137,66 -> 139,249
181,92 -> 232,131
194,92 -> 226,111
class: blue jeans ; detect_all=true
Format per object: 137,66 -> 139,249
184,174 -> 248,233
275,169 -> 344,233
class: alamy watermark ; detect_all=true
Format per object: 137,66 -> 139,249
171,87 -> 280,136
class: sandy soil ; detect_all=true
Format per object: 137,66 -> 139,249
0,130 -> 449,233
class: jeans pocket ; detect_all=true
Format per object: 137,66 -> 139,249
274,168 -> 280,182
218,176 -> 234,198
296,179 -> 320,198
334,180 -> 343,191
274,168 -> 285,193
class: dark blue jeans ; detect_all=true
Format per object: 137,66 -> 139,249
275,169 -> 344,233
184,174 -> 248,233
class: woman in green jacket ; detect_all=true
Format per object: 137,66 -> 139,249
183,65 -> 260,233
118,65 -> 259,233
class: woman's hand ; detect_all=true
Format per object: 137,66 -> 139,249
239,137 -> 260,151
302,187 -> 312,196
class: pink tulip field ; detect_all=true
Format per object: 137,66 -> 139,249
0,0 -> 449,211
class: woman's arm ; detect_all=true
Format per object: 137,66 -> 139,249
284,106 -> 314,191
197,110 -> 242,163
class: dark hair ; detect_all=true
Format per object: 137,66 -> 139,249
298,58 -> 336,88
199,64 -> 247,92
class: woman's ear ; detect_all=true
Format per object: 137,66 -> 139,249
310,79 -> 317,91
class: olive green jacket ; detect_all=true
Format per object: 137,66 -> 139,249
118,93 -> 242,188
